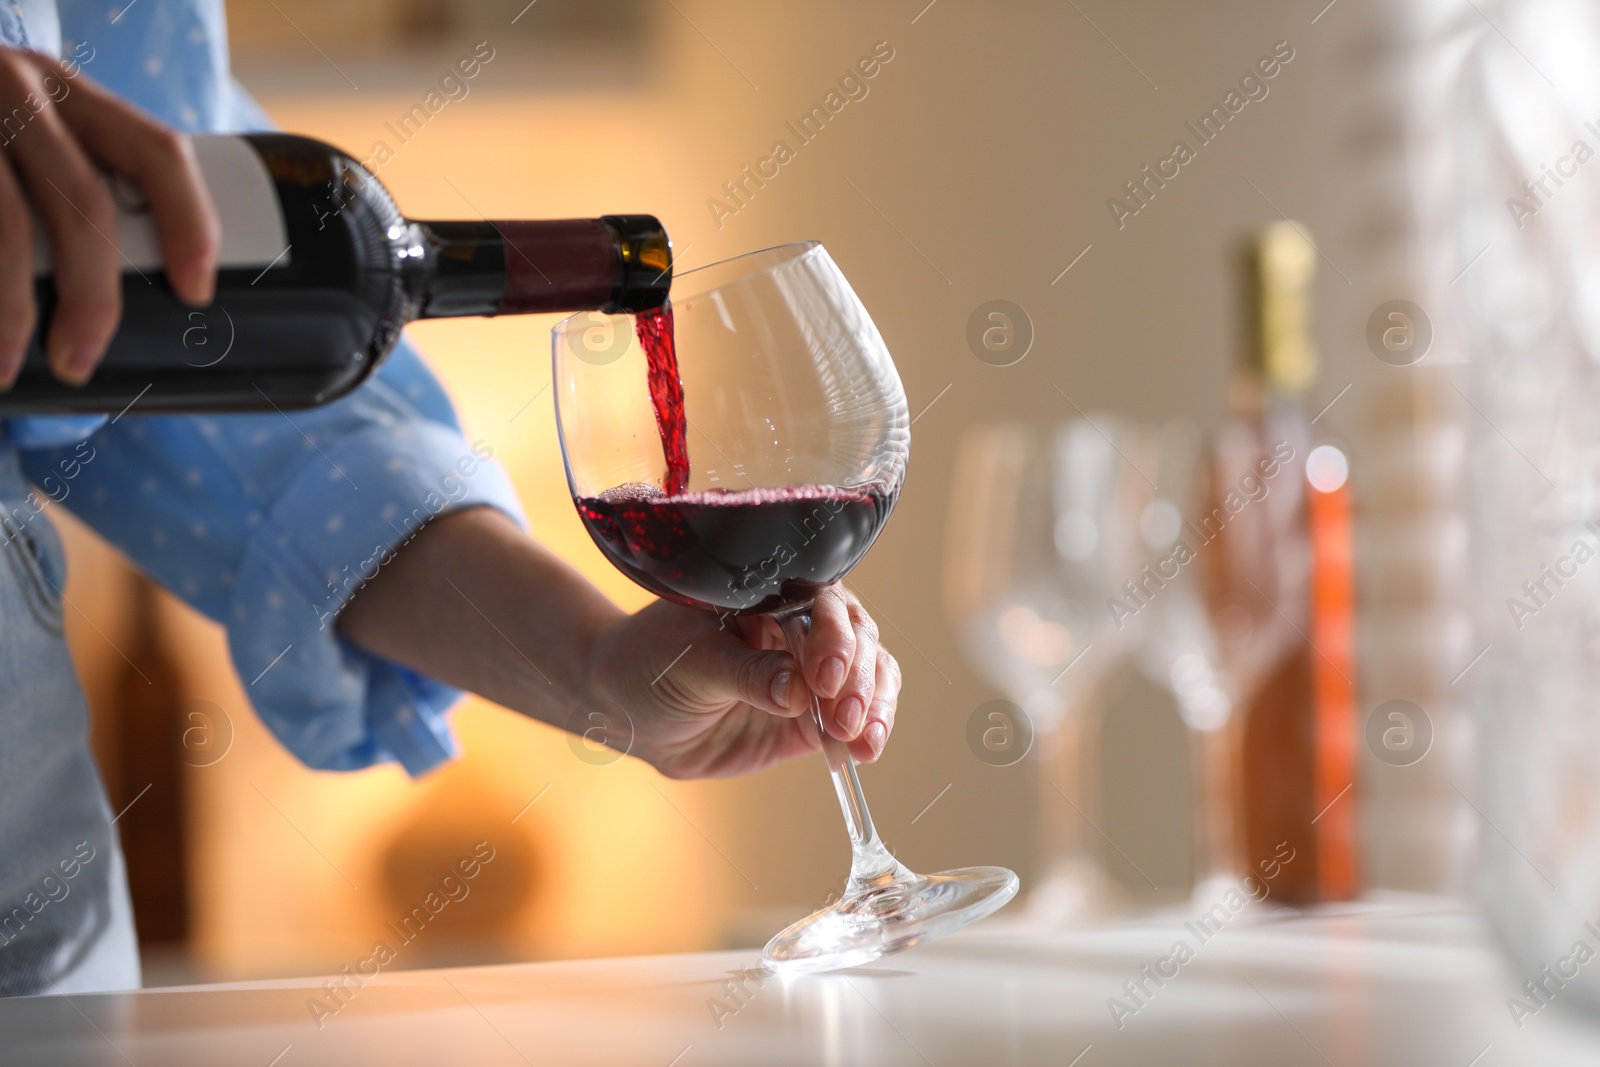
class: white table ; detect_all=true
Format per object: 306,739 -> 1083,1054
6,897 -> 1599,1065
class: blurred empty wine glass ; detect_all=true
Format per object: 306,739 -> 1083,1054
945,419 -> 1141,924
1120,420 -> 1245,903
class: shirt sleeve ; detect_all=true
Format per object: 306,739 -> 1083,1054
15,340 -> 528,777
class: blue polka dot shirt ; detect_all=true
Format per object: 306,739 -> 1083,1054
1,1 -> 528,776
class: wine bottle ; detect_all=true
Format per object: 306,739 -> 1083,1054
1205,221 -> 1358,903
4,133 -> 672,415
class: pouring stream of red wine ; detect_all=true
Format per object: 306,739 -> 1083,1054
636,304 -> 691,496
589,301 -> 897,614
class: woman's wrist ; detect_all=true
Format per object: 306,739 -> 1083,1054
571,612 -> 637,754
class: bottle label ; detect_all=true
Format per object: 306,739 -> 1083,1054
32,135 -> 290,275
496,218 -> 617,314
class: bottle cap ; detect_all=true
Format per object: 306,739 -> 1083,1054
603,215 -> 672,313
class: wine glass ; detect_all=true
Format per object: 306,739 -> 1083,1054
1121,420 -> 1244,902
552,242 -> 1018,975
1199,418 -> 1310,719
944,420 -> 1140,924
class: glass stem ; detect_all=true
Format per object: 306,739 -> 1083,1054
1191,723 -> 1240,895
1038,714 -> 1084,872
777,610 -> 905,889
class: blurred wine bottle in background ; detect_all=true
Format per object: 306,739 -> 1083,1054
1203,221 -> 1358,903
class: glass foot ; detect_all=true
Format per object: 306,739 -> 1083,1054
761,865 -> 1020,975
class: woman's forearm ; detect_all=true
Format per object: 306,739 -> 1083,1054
335,506 -> 623,733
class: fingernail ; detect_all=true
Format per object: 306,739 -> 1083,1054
49,340 -> 90,385
865,721 -> 887,758
66,346 -> 99,384
837,696 -> 865,738
819,656 -> 847,697
770,669 -> 793,710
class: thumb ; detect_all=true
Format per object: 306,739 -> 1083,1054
679,636 -> 809,717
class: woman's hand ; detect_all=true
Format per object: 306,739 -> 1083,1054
0,47 -> 218,387
583,584 -> 901,779
337,508 -> 901,780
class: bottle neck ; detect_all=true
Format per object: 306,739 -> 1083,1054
1231,222 -> 1316,418
1255,221 -> 1316,401
416,215 -> 671,319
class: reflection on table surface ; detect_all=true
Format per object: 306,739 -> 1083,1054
5,896 -> 1599,1065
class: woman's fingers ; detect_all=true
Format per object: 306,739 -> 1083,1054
669,613 -> 808,719
824,595 -> 880,742
0,51 -> 220,387
699,586 -> 898,756
0,151 -> 36,388
804,583 -> 856,699
608,592 -> 902,778
848,650 -> 900,763
43,57 -> 218,305
0,53 -> 119,384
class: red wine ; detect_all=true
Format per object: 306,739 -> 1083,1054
3,133 -> 671,415
576,483 -> 896,613
636,304 -> 690,496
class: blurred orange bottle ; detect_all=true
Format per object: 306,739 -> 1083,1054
1203,222 -> 1357,903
